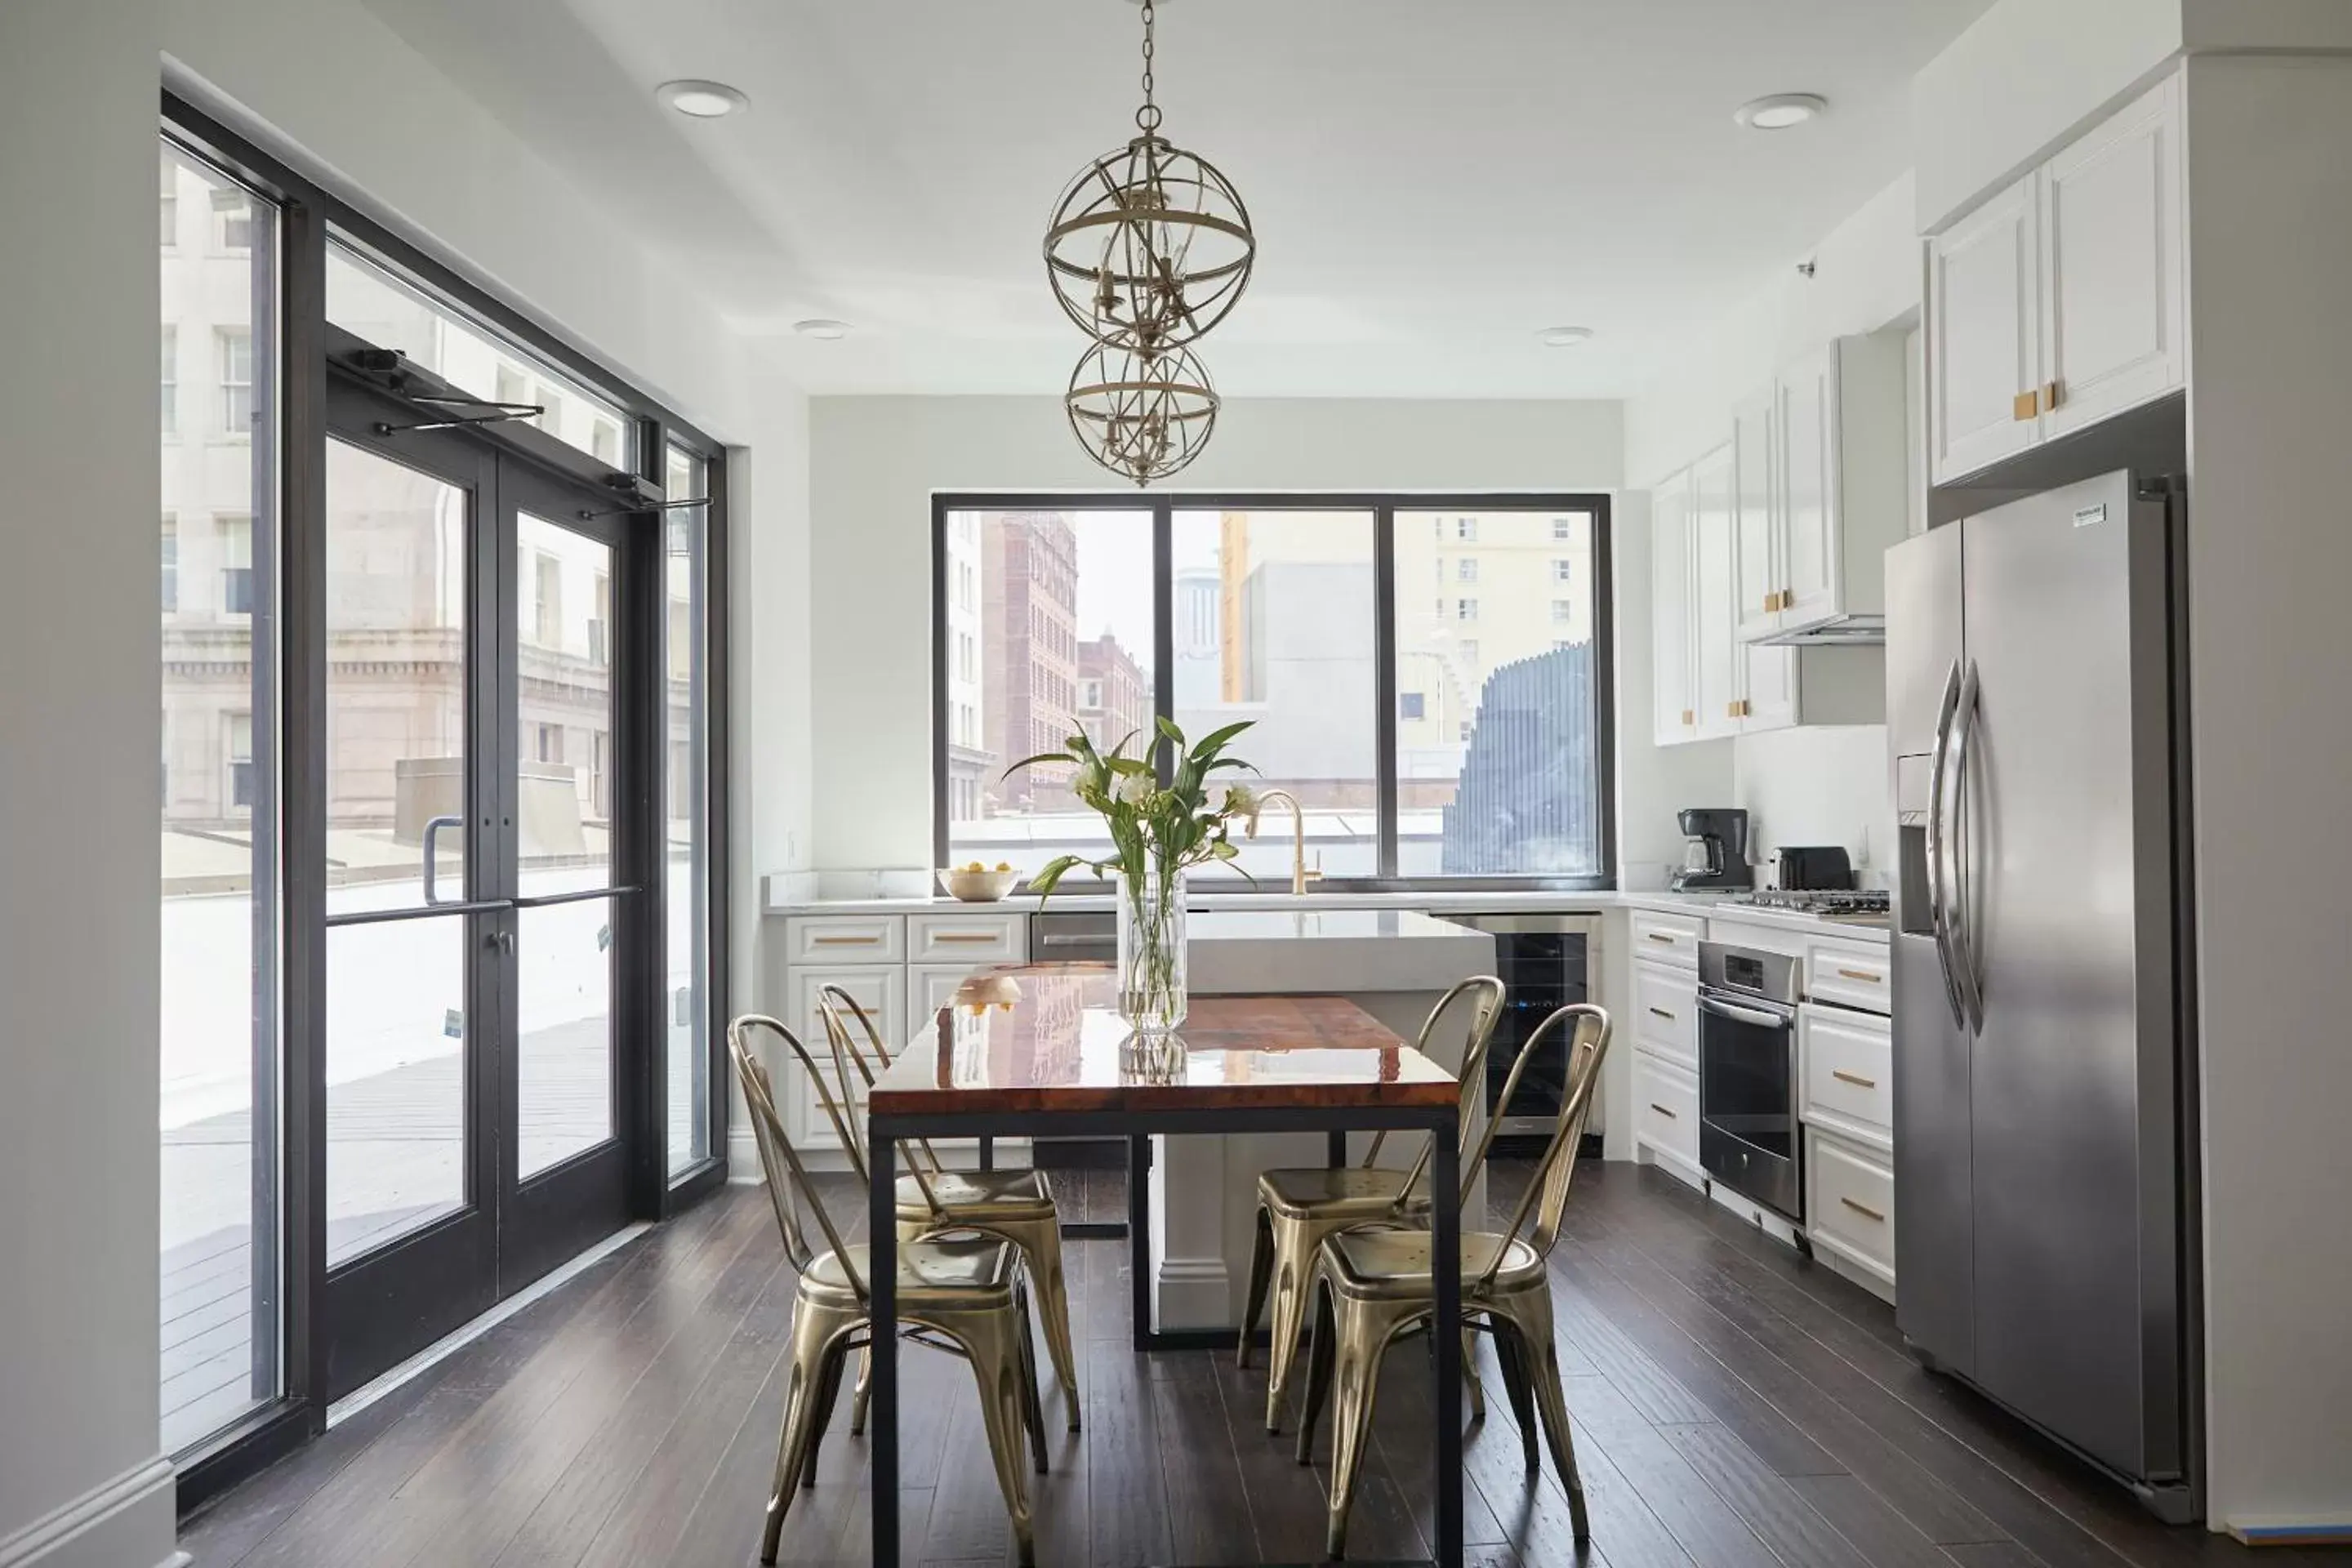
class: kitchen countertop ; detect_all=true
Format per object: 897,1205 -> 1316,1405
764,882 -> 1891,943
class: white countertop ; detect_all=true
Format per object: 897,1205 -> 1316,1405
764,882 -> 1891,944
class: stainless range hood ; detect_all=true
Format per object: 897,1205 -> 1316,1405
1753,612 -> 1886,646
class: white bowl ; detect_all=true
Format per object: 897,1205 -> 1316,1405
938,866 -> 1019,902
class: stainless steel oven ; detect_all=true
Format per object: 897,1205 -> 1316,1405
1696,939 -> 1802,1222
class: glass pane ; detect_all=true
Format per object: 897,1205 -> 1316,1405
517,514 -> 615,886
664,446 -> 710,1176
326,918 -> 469,1267
1171,509 -> 1379,882
160,140 -> 280,1453
518,898 -> 615,1178
1392,509 -> 1604,876
944,507 -> 1156,876
325,240 -> 635,470
324,440 -> 470,913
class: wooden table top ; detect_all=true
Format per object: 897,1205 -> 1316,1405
866,964 -> 1459,1118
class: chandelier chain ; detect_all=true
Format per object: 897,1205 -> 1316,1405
1136,1 -> 1160,134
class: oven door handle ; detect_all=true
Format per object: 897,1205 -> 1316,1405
1697,996 -> 1795,1031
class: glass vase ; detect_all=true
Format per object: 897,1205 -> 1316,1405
1116,866 -> 1188,1034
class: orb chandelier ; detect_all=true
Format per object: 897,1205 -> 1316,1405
1044,0 -> 1256,354
1065,338 -> 1218,487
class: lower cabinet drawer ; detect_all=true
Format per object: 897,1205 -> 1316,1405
1635,1056 -> 1700,1172
1807,1131 -> 1895,1286
1633,961 -> 1699,1071
1798,1003 -> 1893,1145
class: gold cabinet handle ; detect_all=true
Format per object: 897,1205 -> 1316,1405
2013,389 -> 2042,421
1650,1102 -> 1678,1120
2044,379 -> 2064,409
1835,967 -> 1882,984
929,932 -> 1002,944
1647,1006 -> 1676,1021
1840,1195 -> 1886,1223
1646,932 -> 1677,945
812,934 -> 881,947
1831,1068 -> 1878,1089
1681,708 -> 1695,727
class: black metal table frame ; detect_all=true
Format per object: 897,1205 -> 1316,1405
867,1102 -> 1465,1568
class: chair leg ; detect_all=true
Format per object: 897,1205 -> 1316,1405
1499,1288 -> 1588,1540
933,1309 -> 1038,1567
800,1336 -> 849,1490
1463,1323 -> 1487,1423
1324,1299 -> 1413,1561
1490,1316 -> 1540,1471
1262,1214 -> 1325,1432
1002,1213 -> 1081,1432
1293,1273 -> 1339,1467
1013,1281 -> 1050,1475
1237,1205 -> 1275,1369
764,1306 -> 853,1565
847,1341 -> 872,1436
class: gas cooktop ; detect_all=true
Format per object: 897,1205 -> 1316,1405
1723,889 -> 1891,924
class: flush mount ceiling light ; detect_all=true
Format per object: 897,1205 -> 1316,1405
1066,338 -> 1218,486
791,318 -> 850,340
1537,325 -> 1595,347
657,79 -> 748,119
1045,0 -> 1256,354
1733,92 -> 1827,131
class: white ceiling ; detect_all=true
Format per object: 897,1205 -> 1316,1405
359,0 -> 1993,399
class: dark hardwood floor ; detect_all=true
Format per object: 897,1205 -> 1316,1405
178,1160 -> 2345,1568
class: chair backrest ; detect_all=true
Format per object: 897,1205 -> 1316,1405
727,1013 -> 867,1303
813,986 -> 947,1217
1459,1001 -> 1611,1289
1373,974 -> 1507,1210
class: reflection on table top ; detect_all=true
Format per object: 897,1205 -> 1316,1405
866,964 -> 1459,1118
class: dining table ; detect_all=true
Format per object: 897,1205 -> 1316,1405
862,960 -> 1468,1567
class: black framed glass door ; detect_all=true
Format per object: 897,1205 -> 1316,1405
317,380 -> 638,1398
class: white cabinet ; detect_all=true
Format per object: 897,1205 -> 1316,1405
1634,1054 -> 1703,1189
2039,75 -> 2185,439
1629,908 -> 1704,970
1929,77 -> 2184,483
1632,960 -> 1699,1072
1806,1129 -> 1896,1297
1731,392 -> 1780,644
1650,471 -> 1697,746
1797,1002 -> 1893,1151
1690,445 -> 1740,741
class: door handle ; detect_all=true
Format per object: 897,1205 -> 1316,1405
1945,660 -> 1985,1032
1839,1195 -> 1886,1223
1831,1068 -> 1878,1089
1649,1102 -> 1678,1120
1647,1006 -> 1676,1021
421,814 -> 464,905
487,928 -> 514,956
1925,660 -> 1967,1030
1698,996 -> 1794,1030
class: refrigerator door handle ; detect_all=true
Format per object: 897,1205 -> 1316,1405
1945,659 -> 1986,1032
1925,658 -> 1968,1029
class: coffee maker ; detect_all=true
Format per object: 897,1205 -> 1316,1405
1673,807 -> 1753,890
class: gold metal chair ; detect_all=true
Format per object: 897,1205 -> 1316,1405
1236,975 -> 1506,1432
1292,1001 -> 1612,1559
817,986 -> 1081,1435
728,1014 -> 1048,1566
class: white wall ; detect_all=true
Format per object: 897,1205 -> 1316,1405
1910,0 -> 2182,234
1624,174 -> 1920,488
1731,727 -> 1891,886
805,395 -> 1625,874
2178,52 -> 2352,1535
1609,489 -> 1735,888
0,4 -> 178,1566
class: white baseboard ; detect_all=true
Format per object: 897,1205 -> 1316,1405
1154,1254 -> 1232,1333
0,1458 -> 177,1568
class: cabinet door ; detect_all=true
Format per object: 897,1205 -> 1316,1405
1929,173 -> 2041,483
2040,77 -> 2183,439
1650,471 -> 1697,746
1690,446 -> 1740,740
1731,390 -> 1780,642
1778,345 -> 1842,630
784,965 -> 904,1126
1739,644 -> 1797,733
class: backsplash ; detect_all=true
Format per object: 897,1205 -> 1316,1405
1732,725 -> 1890,887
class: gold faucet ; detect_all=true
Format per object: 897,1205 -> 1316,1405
1246,789 -> 1323,896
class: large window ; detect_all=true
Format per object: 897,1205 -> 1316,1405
935,496 -> 1614,884
159,140 -> 281,1454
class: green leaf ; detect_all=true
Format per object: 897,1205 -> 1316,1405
1190,719 -> 1255,760
1027,854 -> 1084,901
1001,751 -> 1071,779
1103,755 -> 1152,776
1156,715 -> 1187,746
1210,839 -> 1239,859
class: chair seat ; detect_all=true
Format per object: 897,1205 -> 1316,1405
1323,1227 -> 1544,1300
1257,1166 -> 1433,1218
896,1168 -> 1056,1222
801,1235 -> 1020,1307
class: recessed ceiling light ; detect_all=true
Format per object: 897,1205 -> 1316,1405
657,79 -> 748,119
792,318 -> 850,340
1734,93 -> 1827,131
1537,326 -> 1595,348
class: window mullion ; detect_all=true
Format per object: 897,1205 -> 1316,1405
1374,503 -> 1399,880
1152,497 -> 1174,786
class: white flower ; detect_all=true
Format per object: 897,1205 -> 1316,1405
1114,772 -> 1156,808
1223,783 -> 1256,817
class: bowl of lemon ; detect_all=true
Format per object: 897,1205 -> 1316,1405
938,862 -> 1020,902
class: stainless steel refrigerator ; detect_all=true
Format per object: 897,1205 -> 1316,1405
1886,467 -> 2198,1521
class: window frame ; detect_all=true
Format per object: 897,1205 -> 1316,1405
931,492 -> 1617,891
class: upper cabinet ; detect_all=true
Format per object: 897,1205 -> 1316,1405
1734,334 -> 1909,644
1650,470 -> 1695,747
1928,76 -> 2183,484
